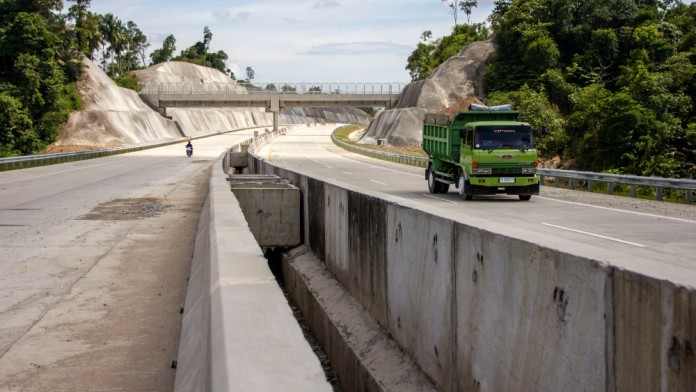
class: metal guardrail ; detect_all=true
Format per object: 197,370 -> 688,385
0,126 -> 272,172
5,128 -> 693,204
0,141 -> 175,172
139,82 -> 406,96
536,168 -> 696,203
331,132 -> 696,204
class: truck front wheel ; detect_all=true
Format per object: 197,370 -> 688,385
519,195 -> 532,201
458,173 -> 473,200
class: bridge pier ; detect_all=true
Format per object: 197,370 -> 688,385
268,95 -> 281,133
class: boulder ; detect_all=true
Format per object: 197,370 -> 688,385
360,36 -> 497,146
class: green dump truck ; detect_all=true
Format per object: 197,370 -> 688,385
422,104 -> 539,201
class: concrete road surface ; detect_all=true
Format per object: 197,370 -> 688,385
256,125 -> 696,285
0,131 -> 254,391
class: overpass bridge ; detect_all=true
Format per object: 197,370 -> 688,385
139,82 -> 405,131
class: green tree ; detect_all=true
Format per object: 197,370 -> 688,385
488,85 -> 567,158
66,0 -> 91,56
173,27 -> 234,76
406,23 -> 490,81
0,93 -> 34,156
125,21 -> 149,68
460,0 -> 478,24
0,5 -> 82,155
245,66 -> 255,82
150,34 -> 176,64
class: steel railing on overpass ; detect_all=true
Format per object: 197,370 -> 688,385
139,82 -> 406,96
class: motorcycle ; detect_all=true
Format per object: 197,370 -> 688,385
186,144 -> 193,157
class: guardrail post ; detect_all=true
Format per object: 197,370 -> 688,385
608,183 -> 614,195
588,180 -> 594,193
630,185 -> 637,198
570,178 -> 576,190
656,187 -> 663,201
554,177 -> 560,187
687,190 -> 694,204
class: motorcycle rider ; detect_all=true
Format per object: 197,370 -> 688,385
185,138 -> 193,156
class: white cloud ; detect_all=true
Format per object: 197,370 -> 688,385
312,0 -> 340,10
82,0 -> 498,83
302,42 -> 413,56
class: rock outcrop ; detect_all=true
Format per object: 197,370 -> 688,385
55,59 -> 182,147
359,36 -> 497,146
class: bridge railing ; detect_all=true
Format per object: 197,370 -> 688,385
139,82 -> 406,96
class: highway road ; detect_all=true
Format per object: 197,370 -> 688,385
256,124 -> 696,287
0,130 -> 255,391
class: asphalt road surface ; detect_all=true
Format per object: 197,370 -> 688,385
0,130 -> 255,392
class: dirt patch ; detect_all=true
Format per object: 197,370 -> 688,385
437,96 -> 485,118
80,198 -> 171,220
42,145 -> 111,154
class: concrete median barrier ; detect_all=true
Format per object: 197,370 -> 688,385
173,150 -> 331,392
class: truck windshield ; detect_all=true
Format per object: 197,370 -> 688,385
474,125 -> 534,150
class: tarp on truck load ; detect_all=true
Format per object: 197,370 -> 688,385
423,113 -> 450,126
469,103 -> 513,111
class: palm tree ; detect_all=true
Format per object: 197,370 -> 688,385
460,0 -> 478,24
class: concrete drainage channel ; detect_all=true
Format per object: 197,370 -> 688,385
173,141 -> 332,391
227,173 -> 343,388
174,129 -> 434,391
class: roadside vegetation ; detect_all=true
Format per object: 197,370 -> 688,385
2,0 -> 694,183
407,0 -> 695,179
334,125 -> 427,157
0,0 -> 252,157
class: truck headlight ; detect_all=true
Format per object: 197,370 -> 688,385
521,167 -> 536,174
472,168 -> 492,175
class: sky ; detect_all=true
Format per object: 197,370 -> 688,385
82,0 -> 496,84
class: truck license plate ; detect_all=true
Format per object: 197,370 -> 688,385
500,177 -> 515,183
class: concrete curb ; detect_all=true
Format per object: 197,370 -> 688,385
173,148 -> 331,391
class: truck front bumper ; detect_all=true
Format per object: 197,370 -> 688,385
466,176 -> 539,195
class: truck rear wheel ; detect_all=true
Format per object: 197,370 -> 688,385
519,195 -> 532,201
427,167 -> 438,194
428,166 -> 450,194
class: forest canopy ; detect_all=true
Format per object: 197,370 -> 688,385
409,0 -> 695,178
0,0 -> 241,156
1,0 -> 693,180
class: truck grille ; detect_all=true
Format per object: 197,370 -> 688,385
478,163 -> 536,177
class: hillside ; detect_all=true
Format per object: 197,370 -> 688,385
51,61 -> 372,150
53,59 -> 182,149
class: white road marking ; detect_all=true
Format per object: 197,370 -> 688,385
537,196 -> 696,224
421,194 -> 458,204
370,180 -> 388,186
311,133 -> 422,177
542,222 -> 646,247
0,156 -> 143,184
342,171 -> 353,175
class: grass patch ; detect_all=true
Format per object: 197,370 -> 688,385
333,125 -> 428,158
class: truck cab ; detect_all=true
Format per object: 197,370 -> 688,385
422,105 -> 540,200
